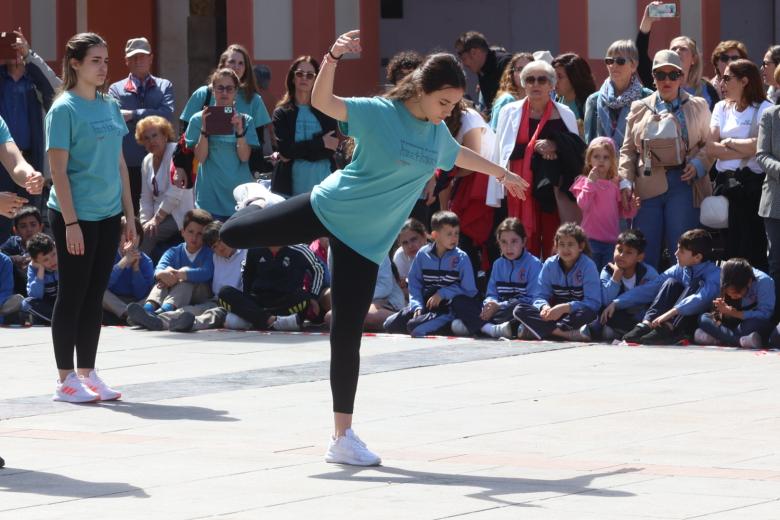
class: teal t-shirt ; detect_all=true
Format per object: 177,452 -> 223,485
490,92 -> 517,130
180,86 -> 271,128
0,116 -> 13,144
45,91 -> 128,221
311,97 -> 461,265
292,105 -> 332,196
185,111 -> 260,217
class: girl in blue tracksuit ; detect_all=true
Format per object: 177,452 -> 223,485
513,223 -> 601,340
480,218 -> 542,338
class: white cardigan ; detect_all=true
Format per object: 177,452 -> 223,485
139,142 -> 195,229
487,98 -> 578,206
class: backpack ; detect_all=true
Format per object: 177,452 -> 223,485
171,88 -> 212,189
641,99 -> 688,174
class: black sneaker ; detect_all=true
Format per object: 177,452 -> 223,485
622,322 -> 652,342
640,326 -> 685,345
169,311 -> 196,332
0,454 -> 5,468
126,303 -> 164,331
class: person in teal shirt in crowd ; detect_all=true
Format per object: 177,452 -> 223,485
46,33 -> 136,405
185,68 -> 259,220
220,30 -> 529,467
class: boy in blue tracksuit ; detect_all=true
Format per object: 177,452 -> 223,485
695,258 -> 775,348
591,229 -> 659,340
103,217 -> 155,323
479,218 -> 542,338
384,211 -> 479,337
513,223 -> 601,341
620,229 -> 721,345
22,233 -> 58,324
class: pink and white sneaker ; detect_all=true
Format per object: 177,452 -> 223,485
81,370 -> 122,401
53,372 -> 99,403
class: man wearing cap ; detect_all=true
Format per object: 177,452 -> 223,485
454,31 -> 511,117
109,37 -> 174,213
618,49 -> 713,269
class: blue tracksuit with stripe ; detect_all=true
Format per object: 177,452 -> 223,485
484,250 -> 542,322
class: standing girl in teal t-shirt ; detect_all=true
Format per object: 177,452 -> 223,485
46,33 -> 137,404
220,31 -> 529,466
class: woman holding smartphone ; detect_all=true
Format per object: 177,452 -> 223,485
185,68 -> 259,221
46,32 -> 136,403
220,30 -> 529,466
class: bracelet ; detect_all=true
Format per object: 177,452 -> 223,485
235,129 -> 247,138
328,49 -> 343,60
323,53 -> 339,67
200,130 -> 209,137
497,170 -> 508,184
65,221 -> 78,227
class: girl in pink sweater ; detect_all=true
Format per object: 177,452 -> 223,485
570,137 -> 639,270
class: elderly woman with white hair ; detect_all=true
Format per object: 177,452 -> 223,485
494,60 -> 584,257
584,40 -> 653,147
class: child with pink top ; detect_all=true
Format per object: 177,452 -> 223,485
570,137 -> 639,270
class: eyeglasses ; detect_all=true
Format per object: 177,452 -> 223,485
524,75 -> 549,85
653,70 -> 683,81
721,74 -> 736,82
718,54 -> 742,64
214,85 -> 236,93
762,60 -> 777,68
604,56 -> 629,66
294,70 -> 316,80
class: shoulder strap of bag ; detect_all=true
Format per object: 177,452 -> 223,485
203,87 -> 212,109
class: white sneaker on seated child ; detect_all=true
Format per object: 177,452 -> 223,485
271,314 -> 301,331
694,328 -> 718,346
481,321 -> 513,339
450,319 -> 470,336
738,332 -> 763,349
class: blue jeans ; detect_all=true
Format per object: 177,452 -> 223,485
634,169 -> 700,269
588,239 -> 614,272
698,313 -> 772,347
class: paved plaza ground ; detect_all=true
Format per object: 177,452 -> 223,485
1,326 -> 779,519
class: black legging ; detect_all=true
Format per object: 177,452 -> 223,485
50,209 -> 122,370
220,193 -> 378,414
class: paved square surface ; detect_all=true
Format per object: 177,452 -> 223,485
1,326 -> 779,519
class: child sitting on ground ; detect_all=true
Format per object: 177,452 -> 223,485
513,223 -> 601,341
1,206 -> 43,296
618,229 -> 721,345
479,218 -> 542,339
0,251 -> 22,323
22,233 -> 58,324
102,217 -> 155,324
126,209 -> 214,329
695,258 -> 775,348
392,218 -> 428,292
593,229 -> 659,340
384,211 -> 480,337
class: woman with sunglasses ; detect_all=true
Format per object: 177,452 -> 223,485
761,46 -> 780,104
494,60 -> 582,258
136,115 -> 195,255
709,59 -> 772,270
619,50 -> 713,269
584,40 -> 653,148
185,68 -> 260,221
272,56 -> 338,196
710,41 -> 749,99
490,52 -> 533,130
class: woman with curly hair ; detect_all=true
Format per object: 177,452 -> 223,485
490,52 -> 533,129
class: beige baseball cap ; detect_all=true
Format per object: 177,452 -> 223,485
125,37 -> 151,58
652,49 -> 683,71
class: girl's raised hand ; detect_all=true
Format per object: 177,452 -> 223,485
331,30 -> 361,58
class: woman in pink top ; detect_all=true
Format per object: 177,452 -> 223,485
570,137 -> 639,270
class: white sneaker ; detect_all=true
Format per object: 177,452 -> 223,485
53,372 -> 99,403
224,312 -> 252,330
739,332 -> 763,349
450,319 -> 470,336
233,182 -> 285,211
271,314 -> 301,331
485,321 -> 513,339
81,370 -> 121,401
325,428 -> 381,466
694,328 -> 718,345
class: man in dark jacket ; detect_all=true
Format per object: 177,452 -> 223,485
454,31 -> 511,117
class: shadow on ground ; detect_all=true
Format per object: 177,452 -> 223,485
0,468 -> 149,499
97,401 -> 239,422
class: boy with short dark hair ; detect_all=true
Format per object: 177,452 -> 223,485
22,233 -> 58,324
593,229 -> 659,340
695,258 -> 775,348
1,206 -> 43,296
619,229 -> 721,345
384,211 -> 479,337
126,209 -> 215,330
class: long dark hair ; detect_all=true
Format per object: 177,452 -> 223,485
277,55 -> 320,108
384,53 -> 466,101
218,44 -> 257,103
552,53 -> 596,116
60,32 -> 108,95
727,59 -> 766,107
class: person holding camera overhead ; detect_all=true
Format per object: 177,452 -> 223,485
272,56 -> 338,196
184,68 -> 259,221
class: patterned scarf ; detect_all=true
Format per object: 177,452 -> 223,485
596,75 -> 645,147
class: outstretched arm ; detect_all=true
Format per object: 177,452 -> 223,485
311,30 -> 361,122
454,146 -> 528,200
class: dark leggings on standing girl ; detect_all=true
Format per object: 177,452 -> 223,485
50,209 -> 122,370
220,193 -> 378,414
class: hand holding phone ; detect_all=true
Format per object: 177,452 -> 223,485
648,3 -> 677,18
204,105 -> 235,135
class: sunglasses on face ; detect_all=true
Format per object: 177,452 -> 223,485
524,75 -> 549,85
653,70 -> 683,81
604,56 -> 629,66
718,54 -> 742,63
214,85 -> 236,93
294,70 -> 316,80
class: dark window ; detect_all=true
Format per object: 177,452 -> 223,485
381,0 -> 403,19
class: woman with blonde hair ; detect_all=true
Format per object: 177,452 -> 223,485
490,52 -> 533,129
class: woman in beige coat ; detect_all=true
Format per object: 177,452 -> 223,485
619,50 -> 713,268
